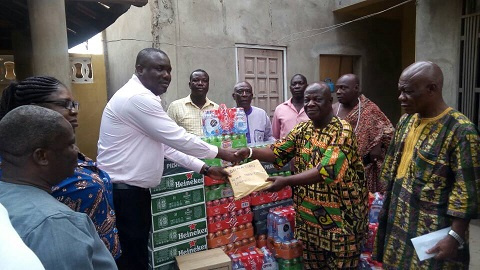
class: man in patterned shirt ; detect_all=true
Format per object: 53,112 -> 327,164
167,69 -> 219,136
373,61 -> 480,269
235,82 -> 368,269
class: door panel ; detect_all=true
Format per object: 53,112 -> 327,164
319,55 -> 354,83
238,48 -> 284,118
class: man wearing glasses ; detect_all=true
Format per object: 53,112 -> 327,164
232,81 -> 275,146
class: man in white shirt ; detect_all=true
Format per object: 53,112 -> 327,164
97,48 -> 240,270
0,203 -> 45,270
232,81 -> 275,146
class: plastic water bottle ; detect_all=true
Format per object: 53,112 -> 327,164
369,192 -> 384,224
232,258 -> 246,270
261,247 -> 278,270
234,108 -> 248,134
203,110 -> 221,137
275,216 -> 293,241
267,212 -> 275,238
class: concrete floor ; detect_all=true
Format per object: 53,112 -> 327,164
470,219 -> 480,269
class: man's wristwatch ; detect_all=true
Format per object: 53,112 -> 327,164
201,165 -> 211,175
448,229 -> 465,249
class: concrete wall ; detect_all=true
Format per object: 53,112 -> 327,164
415,0 -> 462,108
103,5 -> 153,99
104,0 -> 405,121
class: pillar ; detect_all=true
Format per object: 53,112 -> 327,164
28,0 -> 70,86
415,0 -> 462,107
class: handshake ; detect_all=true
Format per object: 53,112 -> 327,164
209,146 -> 288,193
217,147 -> 252,164
201,147 -> 251,183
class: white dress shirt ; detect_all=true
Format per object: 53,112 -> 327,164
97,75 -> 218,188
0,203 -> 45,270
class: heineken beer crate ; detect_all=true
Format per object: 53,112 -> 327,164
150,219 -> 208,249
148,235 -> 207,268
151,186 -> 205,214
149,262 -> 175,270
152,203 -> 206,231
163,159 -> 192,176
261,161 -> 290,174
151,171 -> 204,195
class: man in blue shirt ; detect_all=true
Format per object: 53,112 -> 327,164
0,106 -> 117,270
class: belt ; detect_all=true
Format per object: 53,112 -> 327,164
112,183 -> 148,191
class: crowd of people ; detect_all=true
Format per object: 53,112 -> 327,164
0,47 -> 478,270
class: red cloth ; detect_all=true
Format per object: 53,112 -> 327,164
343,95 -> 394,192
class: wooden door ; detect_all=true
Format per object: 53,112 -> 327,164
238,48 -> 284,118
319,55 -> 354,83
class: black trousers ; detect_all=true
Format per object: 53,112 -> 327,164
113,188 -> 151,270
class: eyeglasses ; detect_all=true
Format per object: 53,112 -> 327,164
42,100 -> 80,111
234,90 -> 253,95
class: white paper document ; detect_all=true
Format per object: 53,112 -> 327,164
410,226 -> 451,261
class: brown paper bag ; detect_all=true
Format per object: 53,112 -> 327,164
225,160 -> 271,199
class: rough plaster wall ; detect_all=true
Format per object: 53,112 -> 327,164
105,0 -> 403,121
104,5 -> 153,98
415,0 -> 462,108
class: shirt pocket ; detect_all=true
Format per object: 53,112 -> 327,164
414,149 -> 449,209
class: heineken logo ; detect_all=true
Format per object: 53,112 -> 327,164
186,173 -> 193,179
177,243 -> 207,256
175,178 -> 202,188
177,224 -> 207,240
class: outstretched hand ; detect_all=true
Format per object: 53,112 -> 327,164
217,148 -> 244,164
426,235 -> 459,260
206,166 -> 230,181
264,176 -> 289,192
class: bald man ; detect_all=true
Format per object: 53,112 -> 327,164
333,74 -> 393,192
232,81 -> 275,146
373,61 -> 480,269
235,82 -> 368,269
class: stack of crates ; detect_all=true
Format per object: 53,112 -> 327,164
148,160 -> 208,270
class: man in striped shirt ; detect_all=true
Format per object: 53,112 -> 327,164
167,69 -> 219,136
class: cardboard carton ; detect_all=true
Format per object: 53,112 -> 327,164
151,171 -> 204,195
152,203 -> 206,231
150,219 -> 208,249
151,186 -> 205,214
149,236 -> 207,268
176,248 -> 232,270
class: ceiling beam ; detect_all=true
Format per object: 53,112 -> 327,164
65,0 -> 147,7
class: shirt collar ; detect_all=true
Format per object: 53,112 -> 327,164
283,98 -> 304,113
131,74 -> 162,101
131,75 -> 155,94
185,94 -> 214,109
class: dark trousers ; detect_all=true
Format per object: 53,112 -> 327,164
113,188 -> 151,270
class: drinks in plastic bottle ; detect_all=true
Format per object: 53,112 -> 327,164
234,107 -> 248,134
